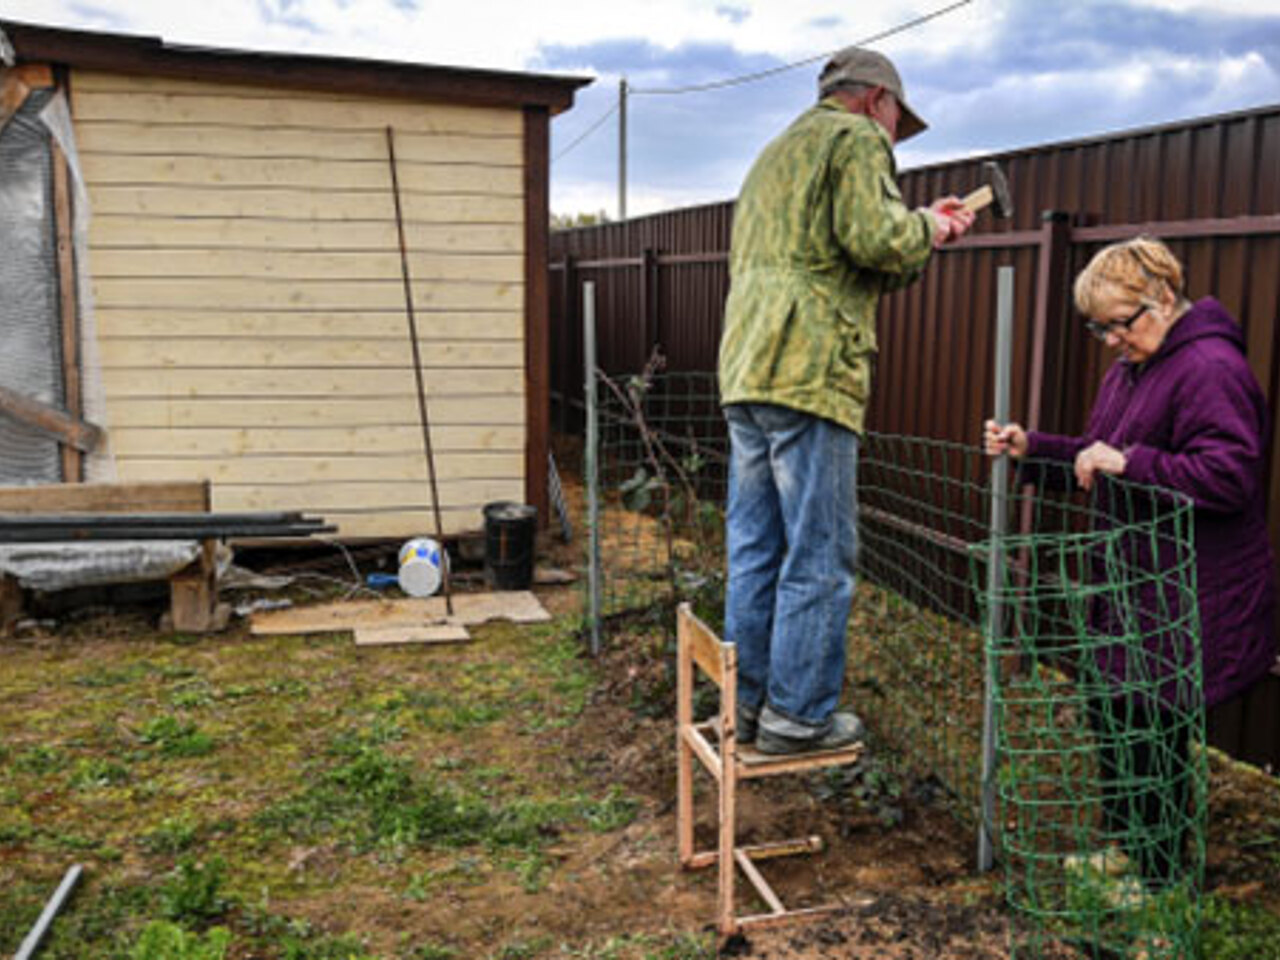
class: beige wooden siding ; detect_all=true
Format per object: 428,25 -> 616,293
73,70 -> 527,539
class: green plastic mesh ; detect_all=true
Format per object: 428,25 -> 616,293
579,372 -> 1207,958
975,459 -> 1206,959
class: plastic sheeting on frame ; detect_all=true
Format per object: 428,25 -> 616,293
0,86 -> 113,485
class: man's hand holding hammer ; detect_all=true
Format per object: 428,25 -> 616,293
925,196 -> 976,247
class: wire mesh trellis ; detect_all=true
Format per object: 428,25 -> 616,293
975,463 -> 1205,959
579,368 -> 1207,958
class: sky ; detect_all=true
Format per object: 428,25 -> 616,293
3,0 -> 1278,219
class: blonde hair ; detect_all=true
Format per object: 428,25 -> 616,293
1073,236 -> 1186,317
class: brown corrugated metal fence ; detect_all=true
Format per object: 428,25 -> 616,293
549,103 -> 1280,770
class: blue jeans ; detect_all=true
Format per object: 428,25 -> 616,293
723,403 -> 859,728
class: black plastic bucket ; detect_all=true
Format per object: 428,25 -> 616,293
483,501 -> 538,590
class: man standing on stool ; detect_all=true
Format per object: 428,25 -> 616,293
718,46 -> 973,755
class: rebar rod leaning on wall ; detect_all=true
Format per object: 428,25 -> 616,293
14,863 -> 81,960
584,281 -> 602,656
978,265 -> 1014,872
386,125 -> 452,616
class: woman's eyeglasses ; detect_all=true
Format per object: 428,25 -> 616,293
1085,303 -> 1148,341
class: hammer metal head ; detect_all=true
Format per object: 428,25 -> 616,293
983,161 -> 1013,219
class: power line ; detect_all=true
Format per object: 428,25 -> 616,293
632,0 -> 974,96
550,0 -> 973,169
553,99 -> 620,163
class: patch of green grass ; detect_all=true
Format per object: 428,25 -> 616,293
490,939 -> 548,960
139,815 -> 200,855
1202,893 -> 1280,959
558,933 -> 717,960
407,943 -> 460,960
384,688 -> 506,733
159,857 -> 232,925
137,715 -> 215,758
14,743 -> 66,774
259,727 -> 638,863
131,921 -> 231,960
70,756 -> 131,790
0,879 -> 156,959
170,681 -> 215,709
74,662 -> 153,688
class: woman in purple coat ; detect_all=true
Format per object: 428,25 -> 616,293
984,236 -> 1277,888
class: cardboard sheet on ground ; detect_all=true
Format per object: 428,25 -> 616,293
249,590 -> 551,641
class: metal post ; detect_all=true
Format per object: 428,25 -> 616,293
15,864 -> 82,960
979,265 -> 1014,872
584,281 -> 602,656
617,77 -> 628,221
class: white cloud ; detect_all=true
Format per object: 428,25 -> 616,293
2,0 -> 989,70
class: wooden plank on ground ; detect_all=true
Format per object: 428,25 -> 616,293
0,481 -> 210,514
250,590 -> 549,636
354,623 -> 471,646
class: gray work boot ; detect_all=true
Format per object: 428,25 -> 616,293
754,705 -> 865,755
735,705 -> 759,743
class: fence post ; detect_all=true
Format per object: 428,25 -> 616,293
1027,211 -> 1072,436
584,280 -> 602,656
559,254 -> 578,432
979,265 -> 1014,872
640,247 -> 659,360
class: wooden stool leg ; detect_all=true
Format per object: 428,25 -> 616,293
718,647 -> 739,936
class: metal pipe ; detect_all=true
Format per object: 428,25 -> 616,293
15,864 -> 82,960
0,512 -> 314,527
386,125 -> 452,615
0,523 -> 336,542
584,280 -> 601,656
978,265 -> 1014,872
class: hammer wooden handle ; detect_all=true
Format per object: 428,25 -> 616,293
961,184 -> 994,213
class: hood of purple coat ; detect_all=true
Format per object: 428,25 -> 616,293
1125,297 -> 1245,375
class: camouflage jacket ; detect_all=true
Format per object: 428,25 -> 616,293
717,98 -> 935,433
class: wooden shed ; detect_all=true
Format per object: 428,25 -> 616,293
0,20 -> 589,539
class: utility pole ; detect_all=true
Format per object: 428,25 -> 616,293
618,76 -> 628,221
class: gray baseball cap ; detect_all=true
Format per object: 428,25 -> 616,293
818,46 -> 927,141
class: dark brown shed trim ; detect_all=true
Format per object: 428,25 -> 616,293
1,19 -> 589,113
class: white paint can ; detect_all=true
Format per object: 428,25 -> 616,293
398,537 -> 446,597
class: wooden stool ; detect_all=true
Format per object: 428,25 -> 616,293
676,602 -> 864,937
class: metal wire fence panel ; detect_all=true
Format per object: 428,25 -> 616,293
586,369 -> 728,623
582,370 -> 1206,957
977,463 -> 1205,959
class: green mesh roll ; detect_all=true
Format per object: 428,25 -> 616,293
975,461 -> 1206,960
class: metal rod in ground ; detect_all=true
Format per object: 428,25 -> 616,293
584,280 -> 602,656
979,264 -> 1014,872
387,125 -> 452,616
15,863 -> 82,960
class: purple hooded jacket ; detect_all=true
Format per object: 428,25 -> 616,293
1027,297 -> 1277,708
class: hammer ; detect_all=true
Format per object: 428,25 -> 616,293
960,161 -> 1013,218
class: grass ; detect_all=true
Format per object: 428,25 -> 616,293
0,614 -> 680,960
